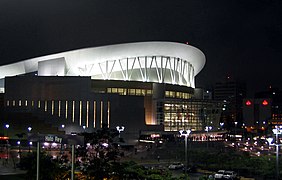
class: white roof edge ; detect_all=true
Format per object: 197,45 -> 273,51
0,41 -> 205,78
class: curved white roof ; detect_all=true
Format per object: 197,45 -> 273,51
0,41 -> 205,88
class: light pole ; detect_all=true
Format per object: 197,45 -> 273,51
220,122 -> 224,130
5,124 -> 9,137
17,141 -> 21,158
28,126 -> 32,133
234,121 -> 238,141
205,126 -> 212,149
29,141 -> 33,153
116,126 -> 125,139
179,129 -> 191,179
267,126 -> 282,180
82,125 -> 86,132
5,124 -> 9,161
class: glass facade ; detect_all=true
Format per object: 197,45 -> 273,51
157,99 -> 222,132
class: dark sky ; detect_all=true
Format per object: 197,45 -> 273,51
1,0 -> 282,96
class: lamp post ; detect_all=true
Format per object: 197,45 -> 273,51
267,126 -> 282,180
29,141 -> 33,153
205,126 -> 212,149
220,122 -> 224,130
28,126 -> 32,133
17,141 -> 21,158
5,124 -> 9,137
116,126 -> 125,138
234,121 -> 238,141
179,129 -> 191,180
5,124 -> 9,162
82,125 -> 86,132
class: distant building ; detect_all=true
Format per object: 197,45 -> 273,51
213,78 -> 246,127
242,87 -> 282,135
242,98 -> 272,129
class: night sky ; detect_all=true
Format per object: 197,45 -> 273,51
1,0 -> 282,96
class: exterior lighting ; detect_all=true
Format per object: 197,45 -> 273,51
17,141 -> 20,145
5,124 -> 9,129
245,100 -> 252,106
267,126 -> 282,180
116,126 -> 125,138
102,143 -> 109,148
61,124 -> 65,128
262,100 -> 268,106
179,129 -> 191,178
28,126 -> 32,132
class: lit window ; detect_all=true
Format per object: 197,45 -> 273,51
165,91 -> 169,97
129,89 -> 135,95
112,88 -> 117,93
136,89 -> 141,95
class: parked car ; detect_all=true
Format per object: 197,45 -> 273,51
223,171 -> 237,179
168,162 -> 184,170
214,170 -> 225,179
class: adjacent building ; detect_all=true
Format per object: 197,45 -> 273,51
214,78 -> 246,127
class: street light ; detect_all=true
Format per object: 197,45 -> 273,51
220,122 -> 224,130
28,126 -> 32,132
267,126 -> 282,180
17,140 -> 21,158
116,126 -> 125,138
61,124 -> 65,128
179,129 -> 191,179
234,121 -> 238,141
5,124 -> 9,137
205,126 -> 212,149
29,141 -> 33,153
82,125 -> 86,132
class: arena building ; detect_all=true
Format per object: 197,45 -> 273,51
0,42 -> 221,141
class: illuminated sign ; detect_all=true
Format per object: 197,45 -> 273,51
245,100 -> 252,106
44,135 -> 63,143
262,100 -> 268,106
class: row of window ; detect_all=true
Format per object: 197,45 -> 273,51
106,88 -> 192,100
107,88 -> 152,96
165,91 -> 191,99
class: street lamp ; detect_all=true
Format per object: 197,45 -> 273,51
220,122 -> 224,130
179,129 -> 191,179
116,126 -> 125,138
17,140 -> 21,158
82,125 -> 86,132
234,121 -> 238,140
205,126 -> 212,149
267,126 -> 282,180
29,141 -> 33,153
5,124 -> 9,137
28,126 -> 32,132
61,124 -> 65,128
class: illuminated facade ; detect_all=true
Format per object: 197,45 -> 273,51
1,42 -> 209,136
